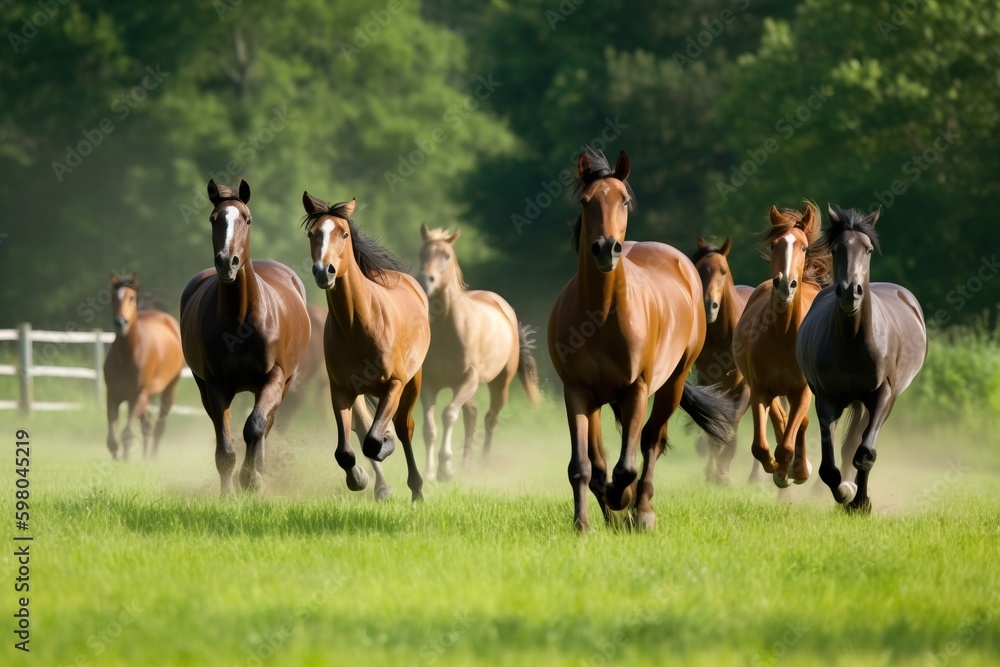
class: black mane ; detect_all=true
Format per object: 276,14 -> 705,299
825,204 -> 882,255
301,200 -> 407,283
570,146 -> 636,251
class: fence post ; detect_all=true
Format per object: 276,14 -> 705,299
17,322 -> 32,416
92,329 -> 105,404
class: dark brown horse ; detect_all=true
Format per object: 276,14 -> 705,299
691,237 -> 767,483
416,224 -> 540,481
548,147 -> 736,532
180,179 -> 311,493
302,192 -> 429,501
797,204 -> 927,512
104,273 -> 184,460
733,203 -> 832,488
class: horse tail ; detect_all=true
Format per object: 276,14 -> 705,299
680,381 -> 739,445
516,322 -> 541,409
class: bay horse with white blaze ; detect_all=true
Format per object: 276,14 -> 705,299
302,193 -> 429,502
797,204 -> 927,512
549,147 -> 737,532
416,224 -> 540,481
104,273 -> 184,460
733,203 -> 832,489
180,179 -> 311,494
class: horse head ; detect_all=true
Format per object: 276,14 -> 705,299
109,273 -> 139,334
694,236 -> 733,324
207,178 -> 252,284
574,147 -> 634,273
416,223 -> 461,296
827,204 -> 881,315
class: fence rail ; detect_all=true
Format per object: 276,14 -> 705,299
0,323 -> 198,415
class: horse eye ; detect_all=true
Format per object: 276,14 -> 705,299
867,247 -> 873,255
341,231 -> 349,239
443,253 -> 451,260
623,199 -> 631,208
721,269 -> 727,276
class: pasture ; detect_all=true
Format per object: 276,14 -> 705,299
2,376 -> 998,666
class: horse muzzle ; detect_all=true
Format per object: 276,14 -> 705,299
313,262 -> 337,289
705,299 -> 720,324
416,273 -> 437,296
836,282 -> 863,314
215,252 -> 240,283
113,318 -> 130,334
772,274 -> 797,305
591,237 -> 622,273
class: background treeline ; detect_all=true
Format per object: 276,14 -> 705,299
1,1 -> 998,371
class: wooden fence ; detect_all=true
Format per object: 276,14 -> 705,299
0,323 -> 199,416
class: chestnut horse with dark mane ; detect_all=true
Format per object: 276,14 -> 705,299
416,224 -> 540,481
733,203 -> 832,489
104,273 -> 184,460
180,179 -> 311,493
302,193 -> 429,502
549,147 -> 737,532
797,204 -> 927,512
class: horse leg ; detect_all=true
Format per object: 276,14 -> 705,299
748,391 -> 776,474
461,400 -> 478,465
483,377 -> 509,460
586,410 -> 611,525
420,385 -> 438,480
717,385 -> 750,484
331,390 -> 367,493
849,385 -> 895,512
152,376 -> 180,458
635,381 -> 685,531
839,402 -> 867,485
606,381 -> 649,512
773,386 -> 811,488
122,391 -> 150,462
438,370 -> 479,482
239,366 -> 286,493
201,379 -> 237,496
139,410 -> 153,460
391,372 -> 424,502
564,389 -> 595,532
106,396 -> 122,460
351,396 -> 391,501
362,378 -> 407,462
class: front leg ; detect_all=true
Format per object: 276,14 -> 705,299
850,383 -> 895,513
240,366 -> 288,493
121,391 -> 150,462
564,390 -> 595,532
420,385 -> 438,480
352,396 -> 391,501
772,386 -> 811,488
606,380 -> 649,512
749,391 -> 776,473
362,378 -> 404,462
202,379 -> 236,496
106,395 -> 122,460
438,369 -> 480,482
815,395 -> 852,504
332,389 -> 367,492
391,371 -> 425,502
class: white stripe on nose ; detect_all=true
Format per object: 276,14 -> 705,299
223,205 -> 239,251
319,219 -> 335,261
781,233 -> 795,284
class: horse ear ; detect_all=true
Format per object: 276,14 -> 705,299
801,204 -> 817,232
721,236 -> 732,256
866,207 -> 881,227
614,151 -> 630,181
343,198 -> 356,218
769,205 -> 783,226
578,151 -> 593,180
447,228 -> 461,245
207,179 -> 222,205
419,223 -> 431,241
237,179 -> 251,204
827,203 -> 842,224
109,273 -> 120,287
697,237 -> 707,249
127,273 -> 138,287
302,191 -> 327,215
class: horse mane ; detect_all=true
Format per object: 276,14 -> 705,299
301,200 -> 407,284
422,226 -> 468,292
823,204 -> 882,255
109,273 -> 169,311
691,243 -> 724,265
570,146 -> 637,251
757,201 -> 832,287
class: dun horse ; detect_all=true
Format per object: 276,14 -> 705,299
691,237 -> 769,484
416,224 -> 540,481
302,192 -> 429,501
797,204 -> 927,512
104,273 -> 184,460
733,203 -> 832,488
548,147 -> 737,532
180,179 -> 311,493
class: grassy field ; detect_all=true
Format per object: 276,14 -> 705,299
0,376 -> 998,666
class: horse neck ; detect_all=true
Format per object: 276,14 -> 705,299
428,262 -> 467,321
111,320 -> 141,363
576,248 -> 625,321
770,284 -> 808,331
217,258 -> 263,323
325,252 -> 374,331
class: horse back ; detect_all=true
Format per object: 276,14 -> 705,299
871,282 -> 927,392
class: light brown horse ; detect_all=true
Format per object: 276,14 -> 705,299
691,237 -> 779,484
104,273 -> 184,460
733,203 -> 832,488
416,224 -> 540,481
548,147 -> 737,532
302,192 -> 429,501
180,179 -> 311,494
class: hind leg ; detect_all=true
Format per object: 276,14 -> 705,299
437,370 -> 479,481
152,375 -> 180,458
139,410 -> 153,459
482,376 -> 511,459
461,401 -> 478,465
391,371 -> 424,501
352,396 -> 391,501
714,385 -> 750,484
420,385 -> 439,480
199,378 -> 236,495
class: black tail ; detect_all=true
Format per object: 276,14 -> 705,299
680,381 -> 739,444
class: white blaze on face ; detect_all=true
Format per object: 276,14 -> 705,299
116,288 -> 128,302
780,232 -> 796,286
318,219 -> 335,262
223,206 -> 239,251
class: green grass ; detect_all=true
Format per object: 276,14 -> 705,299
0,383 -> 998,666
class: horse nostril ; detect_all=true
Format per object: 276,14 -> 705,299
327,264 -> 335,275
612,241 -> 622,254
772,276 -> 780,288
711,301 -> 719,310
835,284 -> 844,297
856,284 -> 863,296
231,256 -> 239,267
591,241 -> 601,257
428,275 -> 436,283
789,279 -> 798,289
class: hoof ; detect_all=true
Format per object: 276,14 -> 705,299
410,489 -> 424,502
846,496 -> 872,515
374,484 -> 393,502
636,510 -> 656,531
574,518 -> 591,533
436,461 -> 455,483
853,447 -> 877,472
346,465 -> 369,492
240,470 -> 265,493
837,481 -> 858,504
772,471 -> 792,489
606,469 -> 637,511
363,433 -> 396,462
792,458 -> 813,484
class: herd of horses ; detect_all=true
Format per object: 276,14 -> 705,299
102,146 -> 927,531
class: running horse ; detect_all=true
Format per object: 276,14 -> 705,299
302,192 -> 429,502
548,147 -> 737,532
180,179 -> 311,493
797,204 -> 927,512
104,273 -> 184,460
416,224 -> 540,481
733,202 -> 832,488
